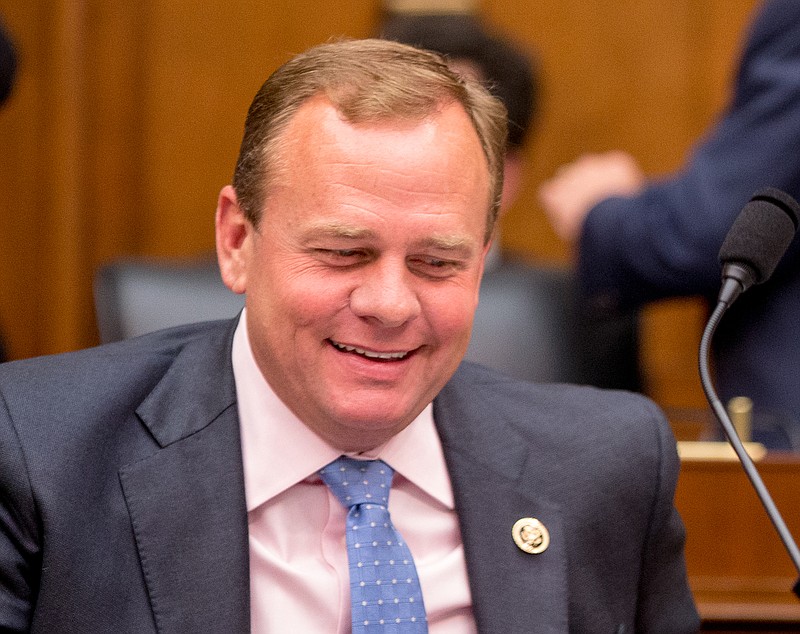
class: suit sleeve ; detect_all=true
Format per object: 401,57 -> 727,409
635,398 -> 699,632
0,390 -> 39,632
578,0 -> 800,311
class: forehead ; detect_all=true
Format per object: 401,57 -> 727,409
256,96 -> 493,252
270,95 -> 491,206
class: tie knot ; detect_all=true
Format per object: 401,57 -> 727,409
319,456 -> 394,509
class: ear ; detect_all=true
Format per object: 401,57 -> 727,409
215,185 -> 253,295
482,236 -> 494,258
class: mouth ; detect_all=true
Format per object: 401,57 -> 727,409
329,339 -> 413,361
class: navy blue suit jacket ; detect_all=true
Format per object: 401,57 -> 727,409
0,320 -> 698,632
579,0 -> 800,447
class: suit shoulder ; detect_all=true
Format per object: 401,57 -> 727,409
451,360 -> 657,408
0,320 -> 235,413
444,361 -> 669,446
1,319 -> 231,372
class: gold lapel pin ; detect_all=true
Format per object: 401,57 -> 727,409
512,517 -> 550,554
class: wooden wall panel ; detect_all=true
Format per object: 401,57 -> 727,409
0,3 -> 43,358
0,0 -> 766,415
137,1 -> 379,258
0,1 -> 91,354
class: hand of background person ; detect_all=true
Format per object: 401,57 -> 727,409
538,150 -> 645,243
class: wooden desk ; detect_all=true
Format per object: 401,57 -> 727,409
676,453 -> 800,631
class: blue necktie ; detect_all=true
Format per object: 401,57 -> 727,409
319,456 -> 428,633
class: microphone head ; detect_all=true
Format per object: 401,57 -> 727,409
719,187 -> 800,285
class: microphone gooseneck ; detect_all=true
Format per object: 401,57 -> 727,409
699,303 -> 800,592
700,187 -> 800,597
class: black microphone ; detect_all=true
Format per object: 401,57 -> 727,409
699,187 -> 800,597
717,186 -> 800,305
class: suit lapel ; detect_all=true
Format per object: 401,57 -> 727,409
434,368 -> 569,633
119,322 -> 250,634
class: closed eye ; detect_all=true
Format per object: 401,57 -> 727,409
408,256 -> 465,278
312,248 -> 373,266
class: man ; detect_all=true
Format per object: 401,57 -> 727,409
539,0 -> 800,448
380,11 -> 643,391
0,39 -> 699,632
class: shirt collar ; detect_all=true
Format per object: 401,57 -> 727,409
232,309 -> 455,512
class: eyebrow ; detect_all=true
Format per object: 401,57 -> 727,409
417,234 -> 474,252
301,222 -> 375,242
302,222 -> 475,253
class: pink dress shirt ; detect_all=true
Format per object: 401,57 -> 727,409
232,310 -> 477,633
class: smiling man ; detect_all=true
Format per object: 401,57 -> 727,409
217,91 -> 492,452
0,39 -> 698,633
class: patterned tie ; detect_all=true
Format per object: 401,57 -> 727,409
319,456 -> 428,633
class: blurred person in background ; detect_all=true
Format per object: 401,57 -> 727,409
0,15 -> 18,364
539,0 -> 800,449
0,16 -> 16,105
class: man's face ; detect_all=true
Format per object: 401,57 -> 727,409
217,95 -> 491,451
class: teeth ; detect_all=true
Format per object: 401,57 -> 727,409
332,341 -> 409,360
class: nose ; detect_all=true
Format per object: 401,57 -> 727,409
349,260 -> 421,327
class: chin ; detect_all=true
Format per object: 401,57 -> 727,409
338,408 -> 413,432
330,400 -> 419,434
320,415 -> 407,452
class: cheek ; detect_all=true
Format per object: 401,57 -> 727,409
422,285 -> 480,340
267,269 -> 352,330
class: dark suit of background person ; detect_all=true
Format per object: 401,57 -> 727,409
380,12 -> 643,391
0,16 -> 17,364
540,0 -> 800,448
0,321 -> 698,632
0,17 -> 15,106
0,39 -> 697,633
